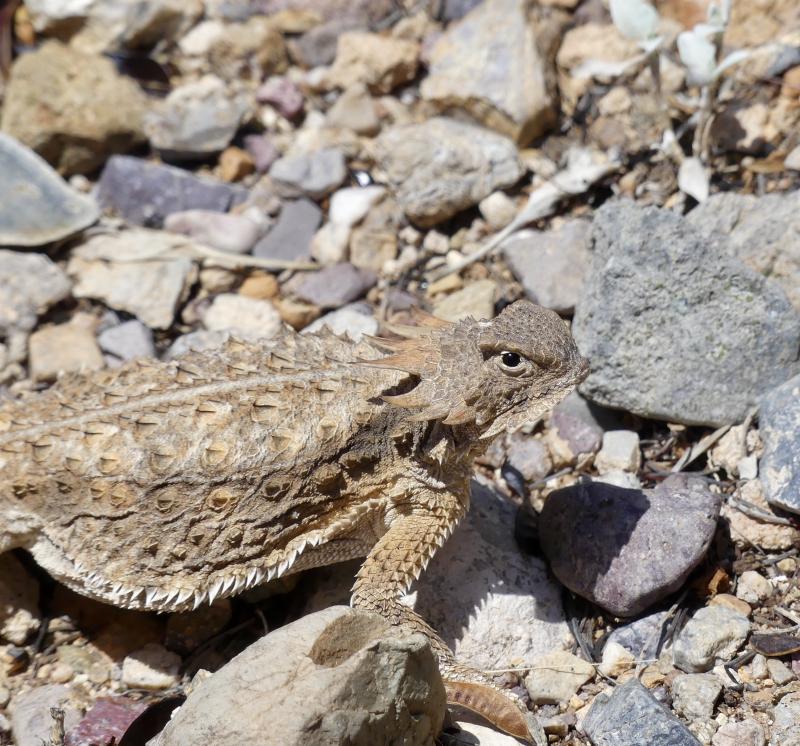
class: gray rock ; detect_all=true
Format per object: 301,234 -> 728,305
502,220 -> 591,315
770,693 -> 800,746
97,155 -> 248,228
293,263 -> 376,309
97,320 -> 156,363
0,250 -> 71,340
421,0 -> 554,145
270,148 -> 347,199
0,554 -> 40,645
539,475 -> 721,617
253,198 -> 322,261
687,188 -> 800,312
155,606 -> 445,746
374,117 -> 522,227
0,134 -> 99,247
68,230 -> 198,330
759,374 -> 800,514
164,210 -> 265,254
10,684 -> 82,746
525,650 -> 594,705
504,433 -> 552,483
546,391 -> 605,464
583,679 -> 700,746
145,75 -> 250,161
0,42 -> 147,175
671,673 -> 723,720
606,611 -> 669,660
573,201 -> 800,427
290,18 -> 362,68
673,606 -> 751,673
302,302 -> 378,341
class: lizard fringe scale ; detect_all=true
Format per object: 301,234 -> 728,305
0,300 -> 588,743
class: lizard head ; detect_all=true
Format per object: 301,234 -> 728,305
364,300 -> 589,439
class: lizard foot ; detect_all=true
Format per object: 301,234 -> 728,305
443,677 -> 547,745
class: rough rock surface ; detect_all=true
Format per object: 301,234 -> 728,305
68,230 -> 197,330
374,118 -> 523,227
583,679 -> 701,746
770,693 -> 800,746
671,673 -> 723,720
303,480 -> 570,673
672,605 -> 751,673
573,201 -> 800,427
29,322 -> 105,382
759,374 -> 800,515
202,294 -> 282,340
1,42 -> 147,175
524,650 -> 594,705
540,475 -> 721,617
502,220 -> 591,315
10,684 -> 82,746
422,0 -> 554,145
712,720 -> 766,746
688,190 -> 800,312
155,606 -> 446,746
0,134 -> 99,247
97,155 -> 247,228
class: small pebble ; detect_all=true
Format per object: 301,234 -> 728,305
673,605 -> 751,673
524,650 -> 594,705
595,430 -> 641,474
122,643 -> 181,690
735,570 -> 772,605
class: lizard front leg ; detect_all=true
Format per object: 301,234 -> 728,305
350,509 -> 545,745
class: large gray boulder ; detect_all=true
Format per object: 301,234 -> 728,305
155,606 -> 446,746
573,201 -> 800,426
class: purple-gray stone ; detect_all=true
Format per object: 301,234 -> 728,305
583,679 -> 700,746
97,156 -> 247,228
759,373 -> 800,515
539,474 -> 721,617
252,198 -> 322,262
293,263 -> 376,309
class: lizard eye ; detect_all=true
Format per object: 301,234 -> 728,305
501,352 -> 521,368
496,350 -> 530,376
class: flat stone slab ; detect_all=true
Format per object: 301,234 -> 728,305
540,474 -> 721,617
0,133 -> 99,247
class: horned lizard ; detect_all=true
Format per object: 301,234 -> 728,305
0,300 -> 587,742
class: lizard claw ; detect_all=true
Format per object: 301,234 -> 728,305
443,679 -> 547,745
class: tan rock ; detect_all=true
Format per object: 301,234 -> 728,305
525,650 -> 595,705
1,42 -> 148,175
29,323 -> 104,383
722,480 -> 800,551
326,32 -> 419,94
239,273 -> 279,300
422,0 -> 554,145
219,147 -> 255,182
433,280 -> 497,323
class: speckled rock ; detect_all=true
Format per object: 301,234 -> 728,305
770,692 -> 800,746
154,606 -> 445,746
525,651 -> 594,705
0,133 -> 99,247
583,679 -> 700,746
759,373 -> 800,515
540,475 -> 721,617
502,220 -> 591,315
671,673 -> 723,720
1,42 -> 147,175
673,606 -> 751,673
10,684 -> 82,746
374,117 -> 523,226
421,0 -> 554,145
97,155 -> 247,228
573,201 -> 800,427
687,190 -> 800,312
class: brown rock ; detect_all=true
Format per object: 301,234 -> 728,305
1,42 -> 147,175
325,32 -> 419,94
28,323 -> 104,383
219,147 -> 255,182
